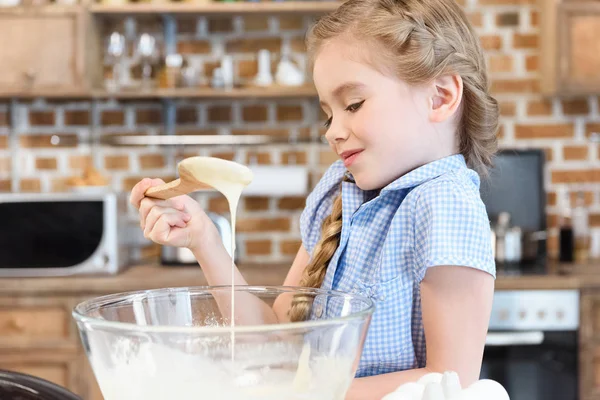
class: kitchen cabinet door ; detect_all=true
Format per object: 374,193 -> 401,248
0,7 -> 88,96
0,349 -> 78,392
540,1 -> 600,96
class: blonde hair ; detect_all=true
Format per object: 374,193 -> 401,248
289,183 -> 344,322
290,0 -> 499,321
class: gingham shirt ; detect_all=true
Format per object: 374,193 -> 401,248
300,154 -> 495,377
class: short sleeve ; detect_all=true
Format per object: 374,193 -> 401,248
300,160 -> 346,257
413,176 -> 496,282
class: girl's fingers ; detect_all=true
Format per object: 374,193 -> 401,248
147,212 -> 190,243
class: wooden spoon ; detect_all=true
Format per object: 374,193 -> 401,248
144,156 -> 253,200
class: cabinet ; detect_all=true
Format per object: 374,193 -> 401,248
579,291 -> 600,399
0,1 -> 335,99
0,6 -> 89,96
0,295 -> 92,398
540,0 -> 600,96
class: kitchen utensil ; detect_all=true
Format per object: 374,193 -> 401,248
106,32 -> 126,92
181,64 -> 199,88
221,55 -> 234,90
254,49 -> 273,87
144,156 -> 253,200
136,33 -> 158,90
275,48 -> 305,87
161,54 -> 184,88
590,228 -> 600,259
521,230 -> 547,262
211,67 -> 225,88
73,286 -> 374,400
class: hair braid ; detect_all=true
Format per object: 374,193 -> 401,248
288,184 -> 344,322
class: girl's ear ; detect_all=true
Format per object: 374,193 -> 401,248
428,74 -> 463,123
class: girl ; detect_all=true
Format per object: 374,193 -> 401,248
130,0 -> 498,398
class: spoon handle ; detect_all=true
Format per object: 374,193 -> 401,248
144,179 -> 187,200
145,179 -> 212,199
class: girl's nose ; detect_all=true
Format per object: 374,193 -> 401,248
325,119 -> 350,144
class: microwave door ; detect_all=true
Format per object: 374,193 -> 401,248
0,200 -> 104,269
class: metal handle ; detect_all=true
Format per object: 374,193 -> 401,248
485,331 -> 544,346
106,134 -> 318,146
43,134 -> 326,147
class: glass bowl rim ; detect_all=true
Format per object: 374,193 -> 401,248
72,285 -> 376,334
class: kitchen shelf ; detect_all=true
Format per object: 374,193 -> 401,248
104,133 -> 320,146
89,1 -> 341,15
91,85 -> 318,99
0,88 -> 92,99
0,85 -> 318,99
0,5 -> 82,15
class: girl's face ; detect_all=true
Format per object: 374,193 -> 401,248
313,39 -> 458,190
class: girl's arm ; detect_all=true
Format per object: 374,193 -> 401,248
192,243 -> 308,325
345,265 -> 494,400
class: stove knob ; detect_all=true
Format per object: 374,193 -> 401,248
557,310 -> 565,320
499,310 -> 509,321
537,310 -> 546,320
519,310 -> 527,320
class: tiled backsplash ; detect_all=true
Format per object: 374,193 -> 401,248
1,0 -> 599,263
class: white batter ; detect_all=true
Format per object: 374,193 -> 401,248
181,157 -> 253,359
93,158 -> 358,399
89,334 -> 354,400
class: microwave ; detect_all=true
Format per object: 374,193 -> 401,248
0,192 -> 130,277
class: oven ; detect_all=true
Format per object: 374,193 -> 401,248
481,290 -> 579,400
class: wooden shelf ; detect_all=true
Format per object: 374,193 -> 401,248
0,85 -> 318,99
0,5 -> 82,15
89,1 -> 340,15
0,88 -> 91,99
92,85 -> 318,98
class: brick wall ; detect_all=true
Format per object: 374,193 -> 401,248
1,1 -> 598,264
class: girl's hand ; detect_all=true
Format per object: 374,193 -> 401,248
130,178 -> 221,252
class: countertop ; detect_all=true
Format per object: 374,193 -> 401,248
0,261 -> 597,296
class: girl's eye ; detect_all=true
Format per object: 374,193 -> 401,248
323,101 -> 363,129
346,100 -> 365,112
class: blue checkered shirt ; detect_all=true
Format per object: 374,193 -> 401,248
300,154 -> 495,378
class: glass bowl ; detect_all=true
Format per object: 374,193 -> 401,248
73,286 -> 375,400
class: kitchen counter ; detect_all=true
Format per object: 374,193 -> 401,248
0,261 -> 597,295
0,261 -> 598,400
494,262 -> 597,290
0,263 -> 289,296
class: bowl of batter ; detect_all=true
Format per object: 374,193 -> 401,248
73,285 -> 374,400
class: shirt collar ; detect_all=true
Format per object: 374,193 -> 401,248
344,154 -> 468,193
382,154 -> 467,192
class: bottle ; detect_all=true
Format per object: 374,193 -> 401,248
221,55 -> 234,90
572,191 -> 590,263
558,188 -> 574,263
590,228 -> 600,260
494,212 -> 511,264
505,226 -> 522,264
